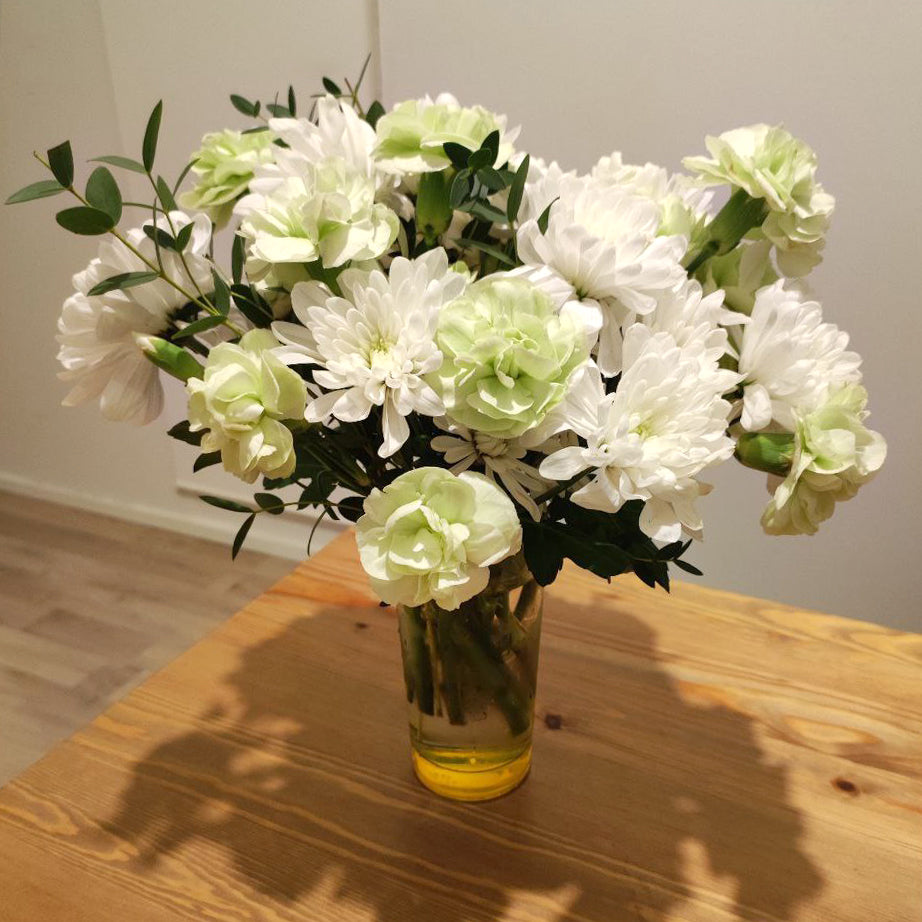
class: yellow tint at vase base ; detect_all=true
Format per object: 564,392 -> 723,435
411,745 -> 532,801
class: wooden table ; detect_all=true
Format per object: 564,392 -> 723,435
1,532 -> 919,921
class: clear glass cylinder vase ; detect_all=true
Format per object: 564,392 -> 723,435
396,554 -> 543,802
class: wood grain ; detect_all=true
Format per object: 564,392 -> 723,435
0,490 -> 293,785
0,530 -> 919,922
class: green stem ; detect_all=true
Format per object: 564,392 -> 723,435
683,188 -> 770,275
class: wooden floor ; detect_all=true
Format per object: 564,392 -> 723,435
0,490 -> 293,786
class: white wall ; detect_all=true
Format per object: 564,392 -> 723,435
2,1 -> 920,628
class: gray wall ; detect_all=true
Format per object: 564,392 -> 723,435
2,1 -> 920,628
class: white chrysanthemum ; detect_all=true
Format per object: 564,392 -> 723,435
683,124 -> 835,277
634,278 -> 740,357
736,281 -> 861,431
272,248 -> 466,458
56,212 -> 212,425
539,326 -> 739,542
761,385 -> 886,535
234,157 -> 399,279
591,152 -> 714,242
373,93 -> 519,174
431,418 -> 551,521
516,173 -> 687,375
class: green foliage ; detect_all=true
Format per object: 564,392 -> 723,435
167,420 -> 203,446
366,100 -> 385,128
47,141 -> 74,188
87,270 -> 159,296
172,314 -> 225,340
230,94 -> 260,117
506,154 -> 529,223
254,492 -> 286,514
55,206 -> 114,235
522,498 -> 699,591
155,175 -> 177,211
193,451 -> 221,472
89,155 -> 146,175
142,101 -> 163,173
231,283 -> 274,328
85,166 -> 122,223
5,179 -> 65,204
200,495 -> 251,513
231,235 -> 245,284
232,514 -> 256,559
321,76 -> 342,95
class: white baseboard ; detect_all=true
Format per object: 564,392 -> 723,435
0,470 -> 343,561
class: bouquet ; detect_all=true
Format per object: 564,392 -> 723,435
9,61 -> 887,799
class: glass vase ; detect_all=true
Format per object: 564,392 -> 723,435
396,554 -> 543,802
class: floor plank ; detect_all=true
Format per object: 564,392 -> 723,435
0,490 -> 293,785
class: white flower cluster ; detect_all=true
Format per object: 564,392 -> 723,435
47,85 -> 885,610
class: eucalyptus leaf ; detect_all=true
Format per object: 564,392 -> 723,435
232,513 -> 256,559
506,153 -> 530,223
193,451 -> 222,472
211,269 -> 230,315
456,237 -> 515,266
89,155 -> 147,175
288,85 -> 297,116
87,270 -> 159,296
142,101 -> 163,172
230,94 -> 259,117
200,494 -> 251,513
231,234 -> 245,284
5,179 -> 64,205
366,100 -> 385,128
143,224 -> 176,249
155,175 -> 177,211
47,141 -> 74,188
167,420 -> 203,445
55,206 -> 114,235
442,142 -> 471,170
254,492 -> 286,515
172,314 -> 225,339
85,166 -> 122,223
537,197 -> 558,234
322,77 -> 342,95
174,221 -> 194,252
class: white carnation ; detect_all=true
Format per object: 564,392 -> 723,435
539,325 -> 738,542
736,281 -> 861,431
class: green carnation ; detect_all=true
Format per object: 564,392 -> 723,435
356,467 -> 522,609
179,129 -> 276,226
373,94 -> 517,174
186,329 -> 306,483
431,277 -> 587,439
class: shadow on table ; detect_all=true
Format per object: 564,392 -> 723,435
106,600 -> 823,921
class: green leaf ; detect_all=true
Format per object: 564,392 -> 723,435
337,496 -> 365,523
143,223 -> 176,249
200,495 -> 252,513
171,158 -> 198,197
55,206 -> 114,235
506,154 -> 529,223
321,76 -> 342,95
47,141 -> 74,188
172,314 -> 225,339
231,284 -> 274,327
90,155 -> 146,174
266,103 -> 291,118
5,179 -> 64,204
537,197 -> 558,234
174,221 -> 194,252
288,85 -> 297,116
85,166 -> 122,223
463,199 -> 508,224
366,100 -> 385,128
448,169 -> 472,208
230,94 -> 259,117
456,237 -> 515,266
167,420 -> 203,445
442,142 -> 471,170
479,129 -> 500,161
86,270 -> 159,296
232,513 -> 256,559
142,100 -> 163,173
231,234 -> 245,284
476,166 -> 505,192
672,559 -> 703,576
254,492 -> 286,515
211,268 -> 230,315
155,175 -> 177,211
193,451 -> 222,472
467,147 -> 493,171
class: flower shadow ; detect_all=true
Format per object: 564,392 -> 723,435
105,595 -> 823,921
